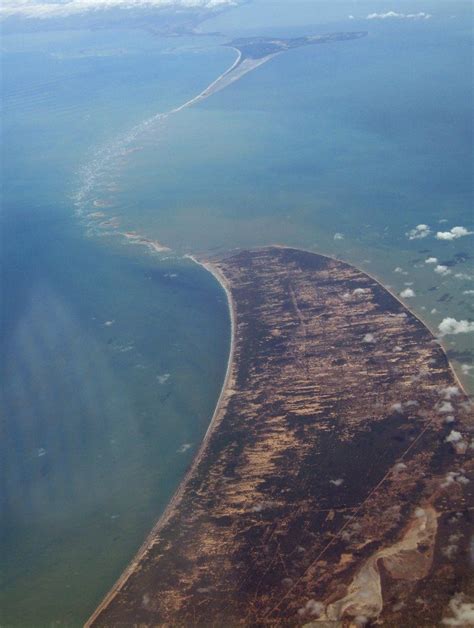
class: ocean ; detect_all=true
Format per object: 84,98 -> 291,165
1,1 -> 472,625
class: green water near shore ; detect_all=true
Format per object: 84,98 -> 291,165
1,30 -> 232,626
1,1 -> 472,625
82,10 -> 473,389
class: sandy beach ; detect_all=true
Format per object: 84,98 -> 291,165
85,253 -> 236,628
87,246 -> 473,627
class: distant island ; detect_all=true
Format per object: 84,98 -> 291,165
87,247 -> 472,627
227,31 -> 367,60
169,31 -> 367,113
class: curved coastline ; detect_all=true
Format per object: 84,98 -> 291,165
85,254 -> 236,628
270,244 -> 469,394
87,245 -> 472,626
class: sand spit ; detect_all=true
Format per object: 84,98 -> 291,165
120,231 -> 171,254
170,49 -> 279,113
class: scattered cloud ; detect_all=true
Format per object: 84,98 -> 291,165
438,317 -> 474,336
176,442 -> 192,453
445,430 -> 462,443
436,226 -> 473,241
440,471 -> 468,488
367,11 -> 432,20
425,257 -> 438,264
438,401 -> 454,414
406,224 -> 430,240
334,232 -> 344,241
400,288 -> 415,298
463,290 -> 474,295
329,478 -> 344,487
0,0 -> 237,19
362,333 -> 375,343
434,264 -> 451,276
393,462 -> 407,472
297,600 -> 325,618
439,386 -> 460,400
461,364 -> 473,375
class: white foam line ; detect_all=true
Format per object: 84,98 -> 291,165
170,48 -> 241,113
73,46 -> 278,230
73,49 -> 241,213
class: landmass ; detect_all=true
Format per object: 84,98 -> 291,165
228,31 -> 367,61
170,31 -> 367,113
87,247 -> 472,626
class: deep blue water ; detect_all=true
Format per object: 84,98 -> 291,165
1,29 -> 231,626
1,1 -> 473,625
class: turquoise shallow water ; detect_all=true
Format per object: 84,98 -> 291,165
1,30 -> 231,626
1,1 -> 473,625
87,10 -> 473,385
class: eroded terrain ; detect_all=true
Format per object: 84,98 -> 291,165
89,247 -> 473,627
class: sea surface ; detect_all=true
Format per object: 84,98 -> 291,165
1,1 -> 472,625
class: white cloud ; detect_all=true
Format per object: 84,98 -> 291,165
440,386 -> 460,400
436,226 -> 473,241
434,264 -> 451,276
298,600 -> 325,618
393,462 -> 407,472
367,11 -> 432,20
334,232 -> 344,241
0,0 -> 237,19
438,401 -> 454,414
425,257 -> 438,264
400,288 -> 415,298
406,224 -> 430,240
362,333 -> 375,343
463,290 -> 474,295
438,317 -> 474,336
445,430 -> 462,443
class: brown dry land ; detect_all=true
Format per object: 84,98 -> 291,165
88,247 -> 473,627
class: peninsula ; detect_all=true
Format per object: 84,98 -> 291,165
227,31 -> 368,60
88,247 -> 473,627
170,31 -> 367,112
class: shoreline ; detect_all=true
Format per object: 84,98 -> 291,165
170,47 -> 242,114
269,244 -> 469,396
87,245 -> 473,626
85,253 -> 236,628
86,245 -> 470,625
